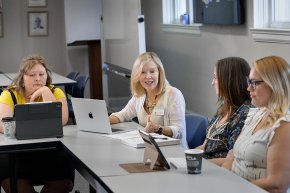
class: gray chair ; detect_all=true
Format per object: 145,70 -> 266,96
186,113 -> 209,149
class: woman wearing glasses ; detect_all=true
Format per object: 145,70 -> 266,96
0,55 -> 74,193
198,57 -> 252,164
109,52 -> 187,148
222,56 -> 290,193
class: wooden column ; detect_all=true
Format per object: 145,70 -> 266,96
88,40 -> 103,99
67,40 -> 103,99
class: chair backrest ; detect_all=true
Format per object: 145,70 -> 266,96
65,72 -> 80,96
72,75 -> 89,98
186,113 -> 208,149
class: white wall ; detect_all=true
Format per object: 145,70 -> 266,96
142,0 -> 290,117
0,0 -> 67,75
0,0 -> 94,98
64,0 -> 102,44
102,0 -> 143,70
2,0 -> 290,115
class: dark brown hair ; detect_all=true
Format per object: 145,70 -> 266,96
216,57 -> 251,116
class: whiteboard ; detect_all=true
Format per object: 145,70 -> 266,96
102,0 -> 146,70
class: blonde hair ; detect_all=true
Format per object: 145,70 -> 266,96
130,52 -> 169,97
10,54 -> 52,96
254,56 -> 290,126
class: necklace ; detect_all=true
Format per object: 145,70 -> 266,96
206,116 -> 230,150
206,116 -> 229,140
145,95 -> 157,114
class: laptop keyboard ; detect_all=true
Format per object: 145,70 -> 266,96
167,157 -> 187,169
112,128 -> 124,132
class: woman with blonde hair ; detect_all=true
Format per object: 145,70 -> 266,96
109,52 -> 187,148
222,56 -> 290,193
0,54 -> 74,193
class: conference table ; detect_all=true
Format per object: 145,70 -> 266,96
0,74 -> 12,88
0,137 -> 60,193
0,125 -> 267,193
61,126 -> 267,193
0,72 -> 76,87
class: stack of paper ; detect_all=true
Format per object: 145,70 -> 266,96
108,130 -> 180,148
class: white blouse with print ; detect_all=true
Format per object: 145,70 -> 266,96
232,107 -> 290,186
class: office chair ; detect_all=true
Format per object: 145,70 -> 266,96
65,71 -> 80,98
67,75 -> 90,124
185,113 -> 208,149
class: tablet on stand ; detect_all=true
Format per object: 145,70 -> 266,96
139,130 -> 170,170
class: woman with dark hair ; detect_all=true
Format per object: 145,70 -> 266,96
197,57 -> 252,164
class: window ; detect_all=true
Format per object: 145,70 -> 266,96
162,0 -> 202,35
162,0 -> 193,25
251,0 -> 290,44
271,0 -> 290,28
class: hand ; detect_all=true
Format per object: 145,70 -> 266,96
225,150 -> 234,161
29,86 -> 51,102
221,149 -> 235,170
144,115 -> 158,133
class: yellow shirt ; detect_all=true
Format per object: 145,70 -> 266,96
0,85 -> 66,108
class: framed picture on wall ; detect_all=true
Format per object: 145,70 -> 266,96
28,11 -> 48,37
27,0 -> 47,7
0,13 -> 3,37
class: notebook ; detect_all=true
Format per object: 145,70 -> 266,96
113,130 -> 180,148
15,101 -> 63,140
71,97 -> 134,134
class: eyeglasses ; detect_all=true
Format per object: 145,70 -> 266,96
246,77 -> 264,90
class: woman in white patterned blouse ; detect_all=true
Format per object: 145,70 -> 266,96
222,56 -> 290,193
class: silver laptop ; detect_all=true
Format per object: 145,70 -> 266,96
71,97 -> 137,134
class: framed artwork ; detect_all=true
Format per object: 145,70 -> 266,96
27,0 -> 47,7
28,11 -> 48,37
0,13 -> 3,38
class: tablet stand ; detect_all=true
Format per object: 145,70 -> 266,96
143,142 -> 163,170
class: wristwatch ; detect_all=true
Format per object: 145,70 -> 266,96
157,127 -> 163,134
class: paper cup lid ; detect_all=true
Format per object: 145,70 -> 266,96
185,149 -> 204,154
